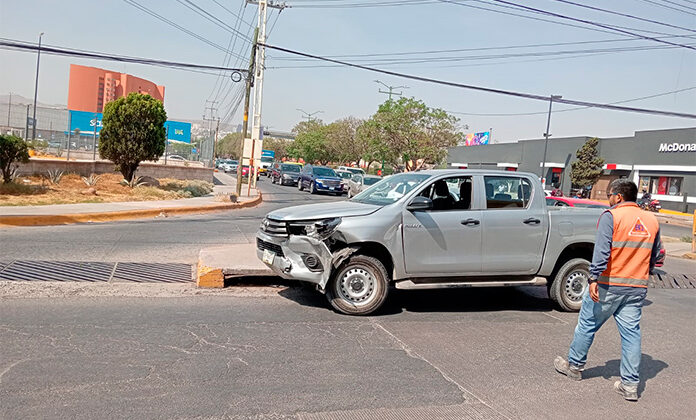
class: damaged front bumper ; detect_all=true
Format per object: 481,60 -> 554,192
256,230 -> 347,291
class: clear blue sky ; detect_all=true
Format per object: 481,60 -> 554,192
1,0 -> 694,142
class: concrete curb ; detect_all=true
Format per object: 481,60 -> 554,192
197,243 -> 273,288
0,191 -> 262,228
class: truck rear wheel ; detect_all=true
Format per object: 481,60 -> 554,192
326,255 -> 389,316
549,258 -> 590,312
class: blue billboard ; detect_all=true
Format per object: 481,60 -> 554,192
69,110 -> 102,135
164,120 -> 192,144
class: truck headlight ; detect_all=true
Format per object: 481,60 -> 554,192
303,218 -> 341,240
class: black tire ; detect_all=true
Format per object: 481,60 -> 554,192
549,258 -> 590,312
298,180 -> 304,191
326,255 -> 390,316
310,182 -> 317,194
347,190 -> 352,199
271,175 -> 276,184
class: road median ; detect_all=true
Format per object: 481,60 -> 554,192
0,191 -> 262,227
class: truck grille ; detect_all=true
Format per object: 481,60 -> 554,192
257,238 -> 284,257
261,217 -> 288,236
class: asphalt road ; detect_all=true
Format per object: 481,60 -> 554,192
2,174 -> 693,273
1,286 -> 694,419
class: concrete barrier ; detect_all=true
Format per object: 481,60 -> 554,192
16,158 -> 213,182
197,243 -> 273,288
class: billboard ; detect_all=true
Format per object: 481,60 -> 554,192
69,110 -> 102,135
463,131 -> 490,146
164,120 -> 192,144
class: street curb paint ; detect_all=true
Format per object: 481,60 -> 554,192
196,263 -> 224,288
659,209 -> 692,217
0,191 -> 262,228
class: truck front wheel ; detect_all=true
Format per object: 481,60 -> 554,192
326,255 -> 389,316
549,258 -> 590,312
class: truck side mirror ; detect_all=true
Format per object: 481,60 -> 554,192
407,196 -> 433,211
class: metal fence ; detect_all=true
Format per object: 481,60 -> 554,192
0,102 -> 214,166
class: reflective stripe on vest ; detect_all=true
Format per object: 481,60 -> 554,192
598,202 -> 659,288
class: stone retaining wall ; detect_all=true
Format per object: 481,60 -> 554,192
16,159 -> 213,182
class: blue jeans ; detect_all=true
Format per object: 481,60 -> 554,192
568,287 -> 644,385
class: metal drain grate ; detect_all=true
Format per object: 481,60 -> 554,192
649,273 -> 696,289
0,260 -> 114,282
112,262 -> 193,283
0,260 -> 193,283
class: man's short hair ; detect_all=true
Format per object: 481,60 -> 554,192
609,179 -> 638,202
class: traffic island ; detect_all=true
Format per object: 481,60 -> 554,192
196,243 -> 273,288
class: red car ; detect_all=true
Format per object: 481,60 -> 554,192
546,197 -> 609,209
241,165 -> 259,179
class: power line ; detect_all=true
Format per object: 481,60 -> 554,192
208,0 -> 256,31
176,0 -> 252,44
121,0 -> 243,56
480,0 -> 696,50
448,86 -> 696,116
549,0 -> 696,34
207,0 -> 250,103
292,0 -> 438,8
260,42 -> 696,119
634,0 -> 696,16
0,39 -> 248,73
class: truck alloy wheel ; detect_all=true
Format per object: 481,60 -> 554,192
327,255 -> 389,315
549,258 -> 590,312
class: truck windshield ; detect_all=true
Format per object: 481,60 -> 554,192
352,173 -> 430,205
261,157 -> 274,163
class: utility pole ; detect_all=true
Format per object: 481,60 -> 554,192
24,105 -> 30,140
92,113 -> 98,161
296,108 -> 323,123
375,80 -> 407,100
237,28 -> 258,197
66,112 -> 72,161
7,92 -> 11,126
247,0 -> 287,192
203,100 -> 218,167
32,32 -> 44,140
540,95 -> 562,189
213,117 -> 220,165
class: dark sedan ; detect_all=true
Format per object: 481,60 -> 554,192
271,163 -> 302,186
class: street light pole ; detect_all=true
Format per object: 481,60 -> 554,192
540,95 -> 562,188
296,108 -> 323,123
31,32 -> 44,140
374,80 -> 408,100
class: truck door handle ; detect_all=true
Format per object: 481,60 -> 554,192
523,217 -> 541,225
461,218 -> 480,226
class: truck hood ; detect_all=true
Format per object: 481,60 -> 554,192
267,201 -> 381,221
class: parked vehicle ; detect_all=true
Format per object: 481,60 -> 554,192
242,165 -> 259,180
297,165 -> 344,195
220,159 -> 239,173
545,197 -> 609,209
271,163 -> 302,185
257,170 -> 603,315
347,174 -> 382,198
165,154 -> 186,162
259,150 -> 275,176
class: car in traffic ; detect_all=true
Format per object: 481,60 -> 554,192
337,166 -> 365,176
297,165 -> 344,195
219,159 -> 239,173
335,170 -> 353,192
546,196 -> 609,209
257,170 -> 603,315
241,165 -> 260,180
346,174 -> 382,198
165,154 -> 186,162
271,162 -> 302,185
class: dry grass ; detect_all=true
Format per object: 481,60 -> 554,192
0,173 -> 213,206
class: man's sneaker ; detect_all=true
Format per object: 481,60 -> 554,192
554,356 -> 582,381
614,381 -> 638,401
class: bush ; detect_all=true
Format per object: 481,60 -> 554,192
160,179 -> 213,197
0,135 -> 30,183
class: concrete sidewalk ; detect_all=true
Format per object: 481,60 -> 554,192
0,172 -> 261,226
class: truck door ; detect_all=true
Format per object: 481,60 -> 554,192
402,176 -> 483,275
480,175 -> 547,274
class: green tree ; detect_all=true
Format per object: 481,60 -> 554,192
98,92 -> 167,181
0,135 -> 30,183
289,119 -> 333,164
216,132 -> 243,158
570,137 -> 605,190
261,137 -> 293,160
324,117 -> 364,165
361,98 -> 462,171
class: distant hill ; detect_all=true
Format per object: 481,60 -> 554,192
0,93 -> 65,108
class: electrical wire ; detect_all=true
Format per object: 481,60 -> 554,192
260,42 -> 696,119
480,0 -> 696,50
448,86 -> 696,116
177,0 -> 252,44
549,0 -> 696,34
0,39 -> 248,73
208,0 -> 256,31
292,0 -> 439,8
634,0 -> 696,16
208,0 -> 250,103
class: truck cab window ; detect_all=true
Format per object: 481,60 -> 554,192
484,176 -> 532,209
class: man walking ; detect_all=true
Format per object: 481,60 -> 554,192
554,179 -> 661,401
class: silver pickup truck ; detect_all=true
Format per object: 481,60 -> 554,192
257,170 -> 602,315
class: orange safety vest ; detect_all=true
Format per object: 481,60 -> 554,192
598,202 -> 659,288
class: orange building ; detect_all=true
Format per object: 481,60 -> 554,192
67,64 -> 165,113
